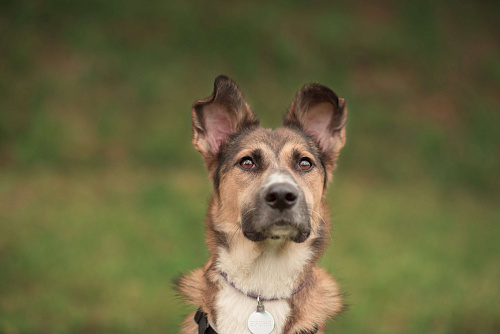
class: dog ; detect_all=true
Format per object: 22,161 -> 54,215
177,75 -> 347,334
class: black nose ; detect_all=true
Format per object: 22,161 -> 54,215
265,183 -> 298,211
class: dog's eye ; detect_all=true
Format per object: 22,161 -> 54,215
240,157 -> 255,170
299,158 -> 312,171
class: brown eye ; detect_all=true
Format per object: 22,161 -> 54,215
299,158 -> 312,171
240,157 -> 255,170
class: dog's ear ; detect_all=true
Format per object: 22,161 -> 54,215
284,84 -> 347,167
192,75 -> 259,167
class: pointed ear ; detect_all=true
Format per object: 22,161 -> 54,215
192,75 -> 259,167
284,84 -> 347,165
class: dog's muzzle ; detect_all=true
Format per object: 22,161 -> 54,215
242,175 -> 311,243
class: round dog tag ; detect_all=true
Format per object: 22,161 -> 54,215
248,310 -> 275,334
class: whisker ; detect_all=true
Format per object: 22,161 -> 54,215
242,208 -> 257,218
228,208 -> 256,247
228,221 -> 242,246
309,209 -> 333,244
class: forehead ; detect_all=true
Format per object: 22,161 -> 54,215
227,127 -> 316,158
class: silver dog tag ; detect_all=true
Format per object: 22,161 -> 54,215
248,297 -> 275,334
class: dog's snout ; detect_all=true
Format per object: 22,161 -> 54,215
265,183 -> 298,211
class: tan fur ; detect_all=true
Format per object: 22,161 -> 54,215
181,311 -> 199,333
178,76 -> 346,334
284,268 -> 343,334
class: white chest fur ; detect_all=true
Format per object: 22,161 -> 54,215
217,239 -> 314,298
212,239 -> 314,333
214,284 -> 290,334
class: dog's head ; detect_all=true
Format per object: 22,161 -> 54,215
192,76 -> 346,245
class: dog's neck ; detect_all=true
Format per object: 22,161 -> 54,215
215,235 -> 315,299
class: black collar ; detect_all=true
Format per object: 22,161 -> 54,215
194,309 -> 318,334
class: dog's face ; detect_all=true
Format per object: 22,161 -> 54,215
217,127 -> 323,243
191,76 -> 346,245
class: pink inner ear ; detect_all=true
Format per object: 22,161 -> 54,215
304,102 -> 334,148
204,104 -> 235,153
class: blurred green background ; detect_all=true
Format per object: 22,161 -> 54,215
1,1 -> 499,333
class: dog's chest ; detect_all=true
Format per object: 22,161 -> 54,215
214,285 -> 290,334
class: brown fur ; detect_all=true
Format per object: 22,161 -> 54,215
177,76 -> 347,334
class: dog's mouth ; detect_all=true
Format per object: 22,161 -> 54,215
243,218 -> 311,243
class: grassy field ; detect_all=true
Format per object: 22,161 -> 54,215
1,1 -> 499,333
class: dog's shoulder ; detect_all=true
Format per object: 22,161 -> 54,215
286,266 -> 343,333
176,267 -> 206,306
311,267 -> 343,317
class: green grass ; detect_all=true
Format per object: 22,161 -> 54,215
1,0 -> 499,333
325,174 -> 500,333
0,167 -> 209,333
